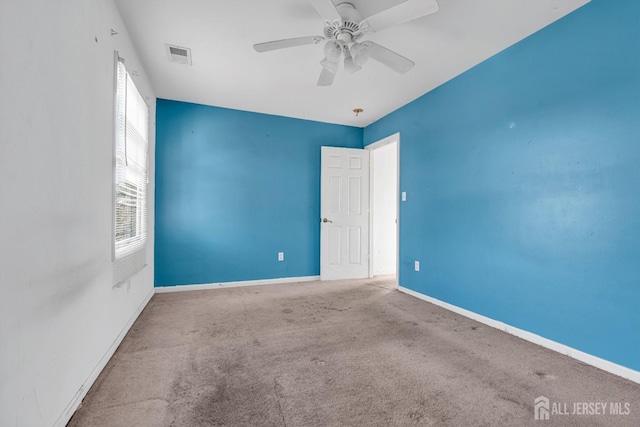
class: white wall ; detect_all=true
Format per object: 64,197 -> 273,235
371,141 -> 398,276
0,1 -> 155,426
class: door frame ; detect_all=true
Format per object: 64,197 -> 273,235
365,133 -> 400,287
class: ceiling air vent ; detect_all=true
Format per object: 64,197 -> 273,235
166,44 -> 192,65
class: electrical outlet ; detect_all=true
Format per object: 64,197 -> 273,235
402,192 -> 407,201
414,261 -> 420,271
278,252 -> 284,261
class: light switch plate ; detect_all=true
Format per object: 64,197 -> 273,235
402,192 -> 407,201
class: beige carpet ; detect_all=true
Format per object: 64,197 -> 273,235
68,277 -> 639,426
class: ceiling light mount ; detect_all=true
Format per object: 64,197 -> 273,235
353,108 -> 363,116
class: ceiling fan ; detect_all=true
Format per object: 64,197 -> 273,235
253,0 -> 439,86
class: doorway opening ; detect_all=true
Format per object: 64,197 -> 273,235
367,133 -> 399,288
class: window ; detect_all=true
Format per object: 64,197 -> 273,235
113,54 -> 148,285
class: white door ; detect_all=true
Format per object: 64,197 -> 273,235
320,146 -> 370,280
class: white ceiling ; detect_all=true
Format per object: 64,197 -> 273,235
114,0 -> 589,127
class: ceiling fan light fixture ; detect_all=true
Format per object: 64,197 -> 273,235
343,46 -> 361,73
344,57 -> 361,73
320,57 -> 338,74
351,41 -> 372,66
323,40 -> 343,61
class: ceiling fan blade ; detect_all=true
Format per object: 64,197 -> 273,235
367,42 -> 415,74
317,67 -> 336,86
309,0 -> 342,22
253,36 -> 324,53
364,0 -> 439,33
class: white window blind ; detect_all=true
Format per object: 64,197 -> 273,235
113,55 -> 148,285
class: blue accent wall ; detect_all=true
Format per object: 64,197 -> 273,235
155,100 -> 362,286
364,0 -> 640,371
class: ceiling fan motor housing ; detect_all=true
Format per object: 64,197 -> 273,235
324,2 -> 365,43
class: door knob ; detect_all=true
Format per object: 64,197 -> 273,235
322,218 -> 333,223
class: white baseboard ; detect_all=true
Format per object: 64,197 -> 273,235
155,275 -> 321,293
54,287 -> 155,427
398,286 -> 640,385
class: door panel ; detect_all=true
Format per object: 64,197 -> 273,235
321,146 -> 369,280
328,227 -> 341,265
348,227 -> 361,264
